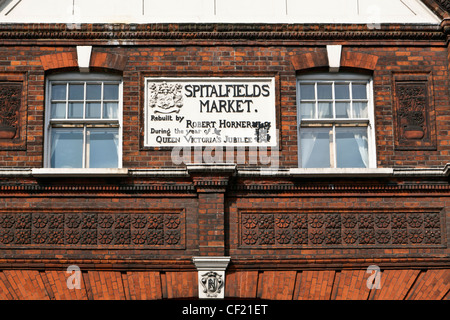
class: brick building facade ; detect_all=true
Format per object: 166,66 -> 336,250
0,0 -> 449,300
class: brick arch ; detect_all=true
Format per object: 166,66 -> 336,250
290,51 -> 329,71
40,51 -> 127,72
0,268 -> 448,300
89,51 -> 128,72
340,51 -> 378,71
290,50 -> 378,72
40,52 -> 78,72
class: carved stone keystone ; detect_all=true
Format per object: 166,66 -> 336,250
192,256 -> 231,299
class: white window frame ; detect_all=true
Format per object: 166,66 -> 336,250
44,73 -> 123,169
296,72 -> 377,169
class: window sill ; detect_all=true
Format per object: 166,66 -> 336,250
289,168 -> 394,177
31,168 -> 129,177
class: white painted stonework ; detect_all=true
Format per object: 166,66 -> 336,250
0,0 -> 440,24
326,45 -> 343,73
76,45 -> 92,73
192,256 -> 230,299
31,168 -> 129,177
144,77 -> 277,148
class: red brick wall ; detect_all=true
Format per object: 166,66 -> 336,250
0,43 -> 449,168
0,185 -> 201,260
0,268 -> 448,300
227,181 -> 450,260
0,24 -> 449,300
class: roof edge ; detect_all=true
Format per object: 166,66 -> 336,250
421,0 -> 450,19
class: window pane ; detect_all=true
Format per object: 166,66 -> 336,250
104,84 -> 119,100
300,128 -> 331,168
68,84 -> 84,100
87,129 -> 119,168
318,102 -> 332,118
86,102 -> 101,119
353,102 -> 368,118
335,102 -> 350,118
335,83 -> 349,99
50,128 -> 83,168
336,127 -> 368,168
86,84 -> 101,100
300,102 -> 315,119
68,102 -> 83,119
103,102 -> 118,119
352,84 -> 367,99
51,102 -> 66,119
300,84 -> 315,100
317,84 -> 332,99
51,84 -> 66,100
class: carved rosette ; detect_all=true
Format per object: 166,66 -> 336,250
239,212 -> 442,248
0,211 -> 184,249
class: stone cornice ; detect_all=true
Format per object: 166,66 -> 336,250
0,256 -> 448,271
229,183 -> 450,195
230,257 -> 450,270
0,23 -> 445,44
1,164 -> 448,178
0,182 -> 447,197
0,165 -> 447,196
0,183 -> 196,195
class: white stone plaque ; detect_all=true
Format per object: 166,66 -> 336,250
144,77 -> 277,147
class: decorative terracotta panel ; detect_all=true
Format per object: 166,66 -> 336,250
0,73 -> 27,150
0,210 -> 185,249
392,73 -> 437,150
239,211 -> 443,248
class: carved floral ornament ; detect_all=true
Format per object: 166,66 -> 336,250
0,212 -> 184,248
0,83 -> 22,139
396,84 -> 427,140
240,212 -> 442,248
393,76 -> 436,150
